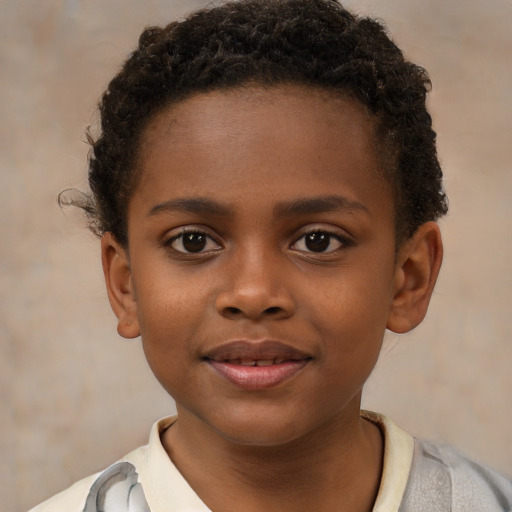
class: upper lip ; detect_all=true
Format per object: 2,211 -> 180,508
203,340 -> 311,362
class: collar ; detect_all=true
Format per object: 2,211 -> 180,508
124,412 -> 414,512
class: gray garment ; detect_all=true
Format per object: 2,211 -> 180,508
400,439 -> 512,511
82,463 -> 150,512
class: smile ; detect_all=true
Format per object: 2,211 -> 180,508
203,340 -> 312,390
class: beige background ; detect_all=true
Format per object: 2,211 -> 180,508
1,1 -> 511,510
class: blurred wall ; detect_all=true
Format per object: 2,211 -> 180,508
1,1 -> 511,510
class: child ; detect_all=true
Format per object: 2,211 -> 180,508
30,0 -> 512,510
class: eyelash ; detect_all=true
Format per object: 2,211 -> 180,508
291,229 -> 353,255
165,229 -> 222,255
164,227 -> 352,256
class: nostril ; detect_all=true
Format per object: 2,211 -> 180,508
224,306 -> 242,316
221,305 -> 284,318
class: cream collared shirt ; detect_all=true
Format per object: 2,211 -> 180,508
29,412 -> 512,511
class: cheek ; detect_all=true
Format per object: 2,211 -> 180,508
133,282 -> 182,349
135,283 -> 198,395
312,266 -> 394,351
133,266 -> 216,362
135,262 -> 206,321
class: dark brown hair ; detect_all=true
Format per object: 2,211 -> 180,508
77,0 -> 448,245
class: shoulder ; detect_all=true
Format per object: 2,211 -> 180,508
28,445 -> 149,512
400,438 -> 512,511
28,472 -> 100,512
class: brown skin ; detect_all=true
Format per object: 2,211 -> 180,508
102,85 -> 443,511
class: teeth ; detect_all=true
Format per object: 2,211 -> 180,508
255,359 -> 274,367
219,358 -> 290,366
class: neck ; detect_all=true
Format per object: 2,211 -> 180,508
162,404 -> 383,512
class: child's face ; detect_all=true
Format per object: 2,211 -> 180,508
111,85 -> 406,445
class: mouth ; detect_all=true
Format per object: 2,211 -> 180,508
203,340 -> 312,390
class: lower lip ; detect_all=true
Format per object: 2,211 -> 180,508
208,360 -> 310,390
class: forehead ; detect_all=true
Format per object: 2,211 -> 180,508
132,84 -> 392,219
141,85 -> 379,160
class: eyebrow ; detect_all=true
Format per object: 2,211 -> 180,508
148,198 -> 232,217
273,195 -> 369,217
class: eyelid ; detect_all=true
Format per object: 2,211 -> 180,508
290,225 -> 354,254
163,225 -> 223,254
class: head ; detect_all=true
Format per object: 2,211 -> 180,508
83,0 -> 447,247
87,0 -> 447,446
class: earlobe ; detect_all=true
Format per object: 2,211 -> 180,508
387,222 -> 443,334
101,233 -> 140,339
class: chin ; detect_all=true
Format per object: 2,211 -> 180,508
218,424 -> 305,448
204,408 -> 317,448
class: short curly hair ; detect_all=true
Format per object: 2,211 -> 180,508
79,0 -> 448,245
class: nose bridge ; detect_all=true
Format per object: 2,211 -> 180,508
215,241 -> 294,320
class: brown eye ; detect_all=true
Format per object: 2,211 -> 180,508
182,233 -> 206,252
292,230 -> 345,254
305,232 -> 330,252
169,231 -> 220,254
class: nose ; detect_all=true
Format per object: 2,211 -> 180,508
215,248 -> 296,321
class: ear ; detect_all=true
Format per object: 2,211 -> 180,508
101,232 -> 140,339
387,222 -> 443,334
